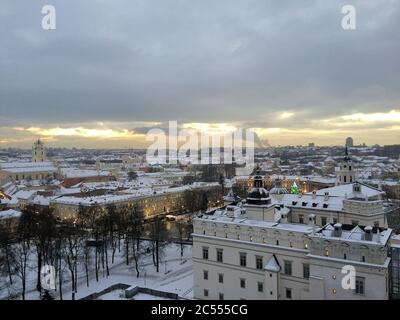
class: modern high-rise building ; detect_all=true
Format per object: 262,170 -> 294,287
346,137 -> 354,148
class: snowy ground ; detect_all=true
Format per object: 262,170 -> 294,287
0,242 -> 194,300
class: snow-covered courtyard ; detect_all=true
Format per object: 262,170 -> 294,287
0,242 -> 194,300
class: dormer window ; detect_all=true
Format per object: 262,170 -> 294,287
292,201 -> 298,206
312,203 -> 318,208
302,202 -> 307,207
323,203 -> 329,209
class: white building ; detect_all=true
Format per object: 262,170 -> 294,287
0,161 -> 57,185
192,174 -> 394,300
193,208 -> 391,300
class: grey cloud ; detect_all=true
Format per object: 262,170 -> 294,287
0,0 -> 399,131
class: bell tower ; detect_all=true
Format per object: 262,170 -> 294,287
336,147 -> 356,185
32,139 -> 46,162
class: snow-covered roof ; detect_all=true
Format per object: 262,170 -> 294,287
32,195 -> 51,206
60,168 -> 110,178
311,183 -> 384,198
271,193 -> 344,212
264,255 -> 280,272
312,223 -> 391,245
197,214 -> 315,234
0,209 -> 21,220
223,189 -> 241,202
0,161 -> 56,173
14,190 -> 36,200
52,183 -> 218,206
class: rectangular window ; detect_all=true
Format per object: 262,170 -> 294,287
333,218 -> 338,224
217,249 -> 223,263
355,277 -> 365,295
321,217 -> 327,225
240,253 -> 247,267
256,256 -> 263,270
240,278 -> 246,288
219,293 -> 224,300
352,220 -> 359,226
203,270 -> 208,280
299,215 -> 304,224
218,273 -> 224,283
374,221 -> 379,228
284,260 -> 292,276
286,288 -> 292,299
204,289 -> 209,297
303,263 -> 310,279
258,282 -> 264,293
202,247 -> 209,260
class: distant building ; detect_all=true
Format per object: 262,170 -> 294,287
308,143 -> 315,148
50,182 -> 222,220
346,137 -> 354,148
32,139 -> 46,162
0,161 -> 57,185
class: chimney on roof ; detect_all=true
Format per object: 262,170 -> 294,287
309,214 -> 316,235
364,226 -> 373,241
377,228 -> 381,244
324,192 -> 329,202
333,223 -> 342,237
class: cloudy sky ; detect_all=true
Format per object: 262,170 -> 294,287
1,0 -> 399,148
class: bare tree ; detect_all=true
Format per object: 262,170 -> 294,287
27,205 -> 57,293
13,211 -> 34,300
106,204 -> 118,264
127,205 -> 144,277
0,219 -> 15,285
78,204 -> 102,282
53,230 -> 65,300
61,222 -> 80,300
177,221 -> 186,258
149,216 -> 167,273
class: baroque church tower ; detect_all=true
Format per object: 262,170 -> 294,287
336,146 -> 356,185
32,139 -> 46,162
